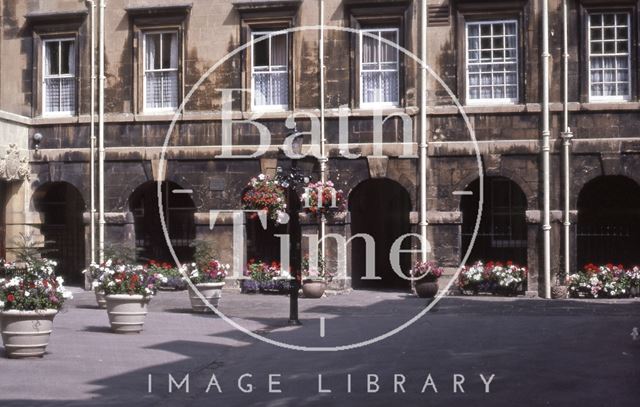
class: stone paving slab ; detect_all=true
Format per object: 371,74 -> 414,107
0,289 -> 638,406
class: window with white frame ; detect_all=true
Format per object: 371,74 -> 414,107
144,32 -> 179,111
588,12 -> 631,101
466,20 -> 518,103
43,39 -> 76,115
251,32 -> 288,110
360,28 -> 399,107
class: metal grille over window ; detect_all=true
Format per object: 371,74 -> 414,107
466,21 -> 518,103
44,39 -> 76,115
360,29 -> 399,106
252,32 -> 288,110
589,12 -> 631,101
144,32 -> 179,111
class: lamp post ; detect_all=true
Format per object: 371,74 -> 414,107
276,131 -> 307,325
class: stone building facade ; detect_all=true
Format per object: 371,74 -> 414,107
0,0 -> 639,295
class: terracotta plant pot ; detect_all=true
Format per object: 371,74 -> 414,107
105,294 -> 150,334
0,309 -> 57,358
302,280 -> 326,298
188,282 -> 225,312
94,290 -> 107,309
415,281 -> 439,298
551,285 -> 568,299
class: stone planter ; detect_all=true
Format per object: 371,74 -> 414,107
188,282 -> 225,312
94,290 -> 107,309
302,280 -> 326,298
105,294 -> 150,334
551,285 -> 568,299
0,309 -> 57,358
415,281 -> 439,298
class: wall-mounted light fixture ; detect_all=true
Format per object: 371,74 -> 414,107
33,133 -> 43,152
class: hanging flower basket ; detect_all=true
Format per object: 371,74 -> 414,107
301,180 -> 346,216
242,174 -> 287,222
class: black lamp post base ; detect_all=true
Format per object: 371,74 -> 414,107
287,319 -> 302,326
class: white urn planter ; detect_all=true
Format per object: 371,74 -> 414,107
105,294 -> 150,333
188,282 -> 225,312
94,290 -> 107,309
302,280 -> 327,298
0,309 -> 57,358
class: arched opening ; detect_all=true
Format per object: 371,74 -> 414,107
349,178 -> 411,290
129,181 -> 196,264
33,182 -> 86,284
577,175 -> 640,267
461,177 -> 527,265
244,189 -> 301,265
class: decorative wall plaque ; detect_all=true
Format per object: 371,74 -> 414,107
0,143 -> 30,181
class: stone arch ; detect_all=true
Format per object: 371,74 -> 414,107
459,176 -> 528,266
128,180 -> 196,264
453,167 -> 535,210
33,181 -> 86,284
576,175 -> 640,267
348,178 -> 412,289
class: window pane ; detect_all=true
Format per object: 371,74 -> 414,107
380,30 -> 398,63
161,33 -> 174,69
46,42 -> 60,75
45,78 -> 60,112
146,34 -> 160,70
271,34 -> 287,67
60,41 -> 73,74
362,32 -> 379,64
253,36 -> 270,67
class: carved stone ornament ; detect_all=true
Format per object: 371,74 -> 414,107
0,144 -> 30,181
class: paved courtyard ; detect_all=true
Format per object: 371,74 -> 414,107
0,288 -> 639,406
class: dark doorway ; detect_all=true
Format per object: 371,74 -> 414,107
577,176 -> 640,267
0,181 -> 7,259
461,177 -> 527,266
349,178 -> 411,289
129,181 -> 195,264
33,182 -> 86,284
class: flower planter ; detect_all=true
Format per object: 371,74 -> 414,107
188,282 -> 225,313
0,309 -> 57,358
551,285 -> 568,299
302,280 -> 326,298
94,290 -> 107,309
105,294 -> 150,334
240,279 -> 260,294
415,281 -> 439,298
